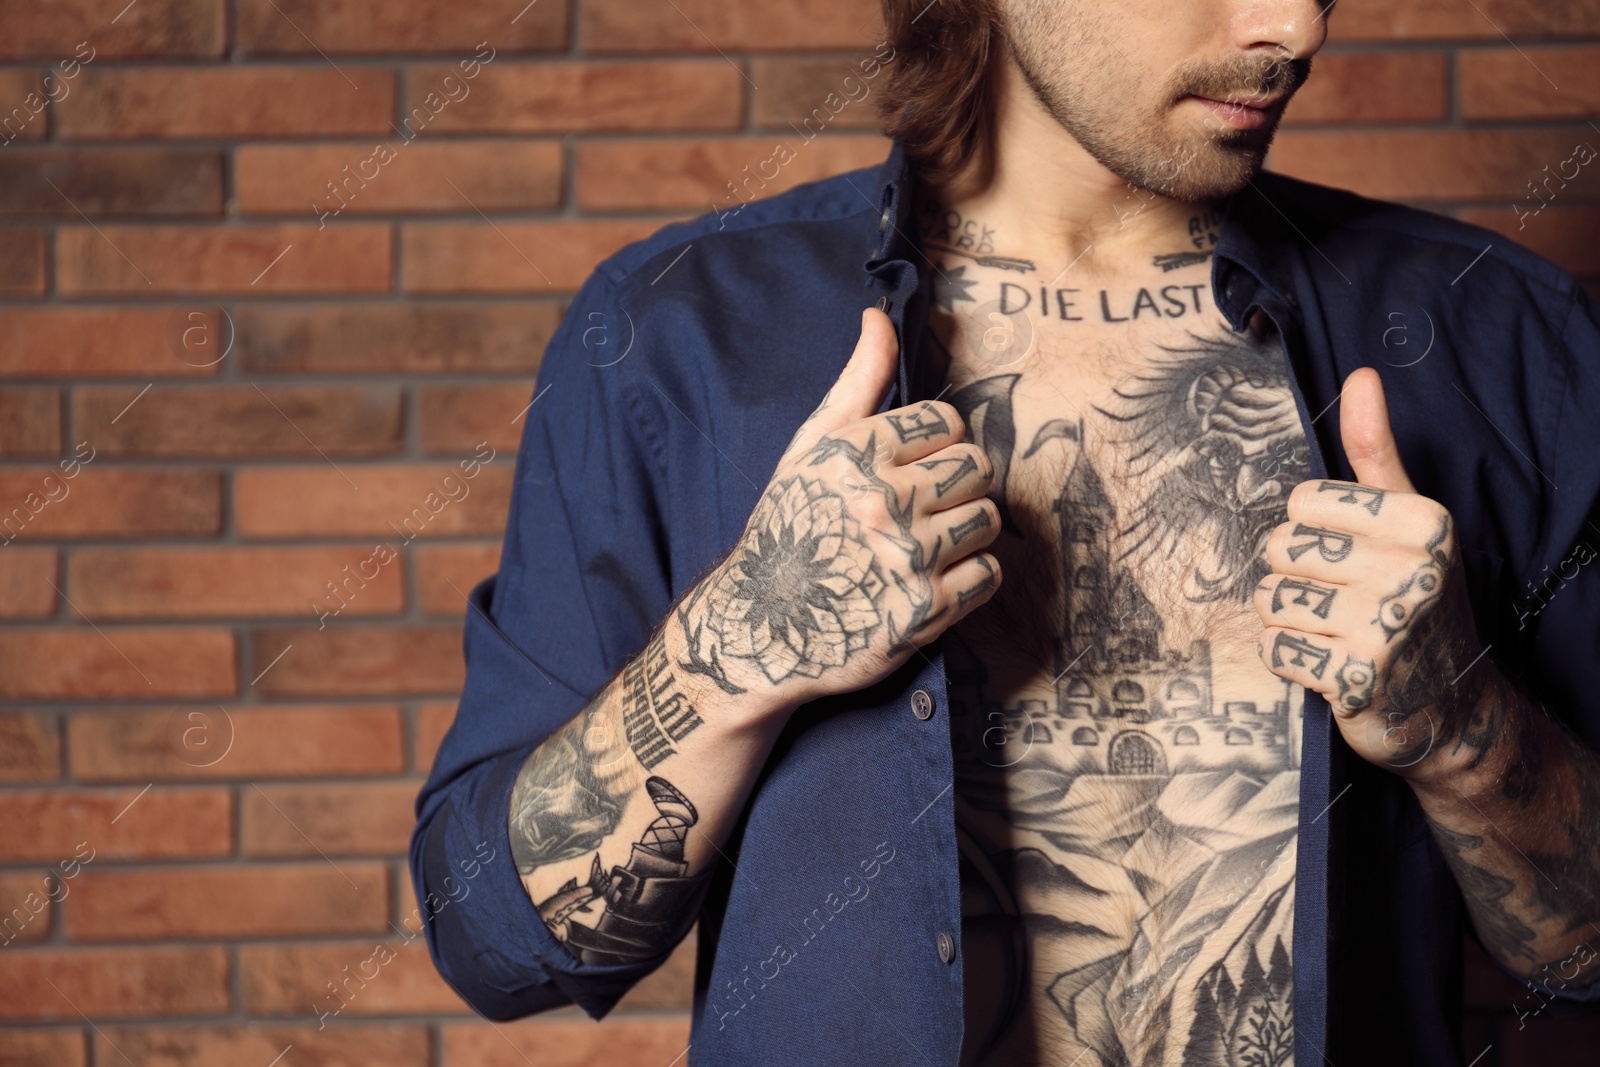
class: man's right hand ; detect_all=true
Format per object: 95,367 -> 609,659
671,304 -> 1003,717
508,305 -> 1000,952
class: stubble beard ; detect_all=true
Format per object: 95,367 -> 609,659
1004,18 -> 1306,204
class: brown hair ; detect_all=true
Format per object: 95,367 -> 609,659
874,0 -> 1005,192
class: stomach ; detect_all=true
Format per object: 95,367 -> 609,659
948,630 -> 1302,1067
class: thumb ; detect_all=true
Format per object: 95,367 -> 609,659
1339,366 -> 1415,493
793,304 -> 900,443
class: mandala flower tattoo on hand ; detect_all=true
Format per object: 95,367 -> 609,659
706,477 -> 887,684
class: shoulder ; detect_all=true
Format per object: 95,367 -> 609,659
1255,169 -> 1580,305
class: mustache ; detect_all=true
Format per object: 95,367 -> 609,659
1177,53 -> 1311,104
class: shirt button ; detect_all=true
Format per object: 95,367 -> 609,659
879,204 -> 892,233
937,931 -> 956,964
911,688 -> 934,720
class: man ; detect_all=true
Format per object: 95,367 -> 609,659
411,0 -> 1600,1062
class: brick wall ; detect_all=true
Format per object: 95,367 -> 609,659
0,1 -> 1595,1064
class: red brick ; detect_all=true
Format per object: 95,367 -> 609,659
0,710 -> 61,781
416,543 -> 501,616
0,70 -> 48,141
68,863 -> 389,941
239,0 -> 565,54
441,1017 -> 692,1065
1329,0 -> 1600,41
751,55 -> 904,130
0,1029 -> 87,1067
243,780 -> 421,856
406,61 -> 742,134
583,0 -> 880,50
73,384 -> 403,458
95,1024 -> 430,1067
237,139 -> 563,218
0,148 -> 221,217
68,545 -> 406,620
0,1 -> 225,59
0,547 -> 57,618
249,625 -> 466,697
234,463 -> 511,539
0,871 -> 57,944
0,628 -> 235,700
1282,51 -> 1450,124
60,67 -> 395,139
577,134 -> 889,211
0,947 -> 230,1020
0,307 -> 222,378
69,705 -> 405,782
241,938 -> 470,1016
414,701 -> 458,770
0,229 -> 47,295
0,387 -> 60,457
0,468 -> 221,541
403,219 -> 670,292
235,302 -> 562,374
1460,46 -> 1600,119
1459,205 -> 1600,279
0,787 -> 232,862
419,382 -> 536,454
57,222 -> 392,296
1267,129 -> 1600,202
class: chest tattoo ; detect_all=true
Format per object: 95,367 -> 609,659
931,322 -> 1307,1067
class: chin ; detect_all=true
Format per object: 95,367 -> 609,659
1151,137 -> 1272,202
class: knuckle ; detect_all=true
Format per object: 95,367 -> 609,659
925,400 -> 962,435
1251,578 -> 1274,611
1264,521 -> 1289,555
968,444 -> 996,481
855,493 -> 889,526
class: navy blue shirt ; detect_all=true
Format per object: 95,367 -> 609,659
411,139 -> 1600,1065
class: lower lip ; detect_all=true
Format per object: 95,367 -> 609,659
1189,96 -> 1273,130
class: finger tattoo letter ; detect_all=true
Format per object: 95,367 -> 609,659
915,453 -> 979,498
949,506 -> 994,547
886,402 -> 951,444
1315,481 -> 1386,516
1270,632 -> 1333,680
1285,523 -> 1354,565
1272,576 -> 1337,619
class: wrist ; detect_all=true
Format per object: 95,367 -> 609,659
656,607 -> 796,732
1406,667 -> 1532,808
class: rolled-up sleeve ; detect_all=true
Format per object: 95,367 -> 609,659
408,265 -> 676,1021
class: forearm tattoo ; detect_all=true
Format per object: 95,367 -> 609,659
1433,824 -> 1542,963
534,775 -> 713,966
622,629 -> 705,769
509,700 -> 637,875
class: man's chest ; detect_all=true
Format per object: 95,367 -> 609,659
920,292 -> 1307,1067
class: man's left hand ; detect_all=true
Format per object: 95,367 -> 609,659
1254,367 -> 1493,780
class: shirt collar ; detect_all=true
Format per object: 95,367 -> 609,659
863,137 -> 919,276
863,137 -> 1301,331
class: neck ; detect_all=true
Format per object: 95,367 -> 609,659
917,47 -> 1227,281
